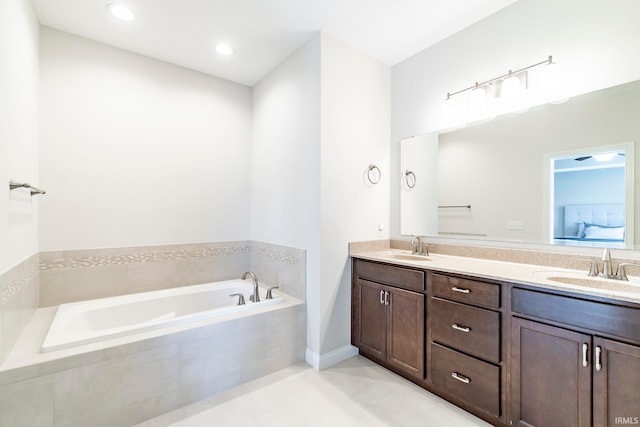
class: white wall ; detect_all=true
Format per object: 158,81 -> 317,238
0,0 -> 40,273
391,0 -> 640,239
319,33 -> 390,356
251,35 -> 322,354
252,33 -> 390,364
39,28 -> 253,251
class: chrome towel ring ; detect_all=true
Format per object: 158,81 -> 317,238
405,170 -> 416,188
367,164 -> 381,184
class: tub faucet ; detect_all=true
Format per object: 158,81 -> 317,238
241,271 -> 260,302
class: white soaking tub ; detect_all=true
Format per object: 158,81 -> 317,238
41,279 -> 283,352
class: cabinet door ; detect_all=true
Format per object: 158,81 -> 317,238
356,279 -> 387,360
387,286 -> 425,379
511,317 -> 592,427
593,337 -> 640,427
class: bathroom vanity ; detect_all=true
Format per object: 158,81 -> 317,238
351,250 -> 640,427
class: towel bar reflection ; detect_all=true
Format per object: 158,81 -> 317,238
438,205 -> 471,209
9,180 -> 46,196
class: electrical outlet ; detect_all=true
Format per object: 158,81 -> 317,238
507,220 -> 525,230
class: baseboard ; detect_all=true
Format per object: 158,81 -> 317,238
305,345 -> 359,370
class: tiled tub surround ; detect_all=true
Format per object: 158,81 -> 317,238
40,240 -> 306,306
0,291 -> 305,427
0,254 -> 39,362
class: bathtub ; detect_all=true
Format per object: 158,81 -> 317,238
41,279 -> 283,352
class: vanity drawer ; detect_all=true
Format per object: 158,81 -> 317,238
431,343 -> 500,417
431,273 -> 500,308
353,259 -> 424,292
512,288 -> 640,342
431,297 -> 501,363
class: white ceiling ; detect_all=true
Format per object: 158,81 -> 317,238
31,0 -> 519,86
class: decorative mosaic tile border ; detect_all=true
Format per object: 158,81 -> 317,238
39,242 -> 301,271
1,254 -> 39,306
251,246 -> 302,265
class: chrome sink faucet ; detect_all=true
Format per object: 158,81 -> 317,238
579,249 -> 640,281
241,271 -> 260,302
410,235 -> 429,256
601,248 -> 614,278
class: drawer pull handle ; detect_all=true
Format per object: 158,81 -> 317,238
451,372 -> 471,384
451,286 -> 470,294
384,290 -> 389,306
451,323 -> 471,333
596,345 -> 602,372
380,290 -> 384,305
582,343 -> 589,368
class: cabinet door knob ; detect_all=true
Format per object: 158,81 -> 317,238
451,286 -> 470,294
451,372 -> 471,384
582,343 -> 589,368
384,291 -> 390,306
380,290 -> 384,305
451,323 -> 471,333
595,345 -> 602,372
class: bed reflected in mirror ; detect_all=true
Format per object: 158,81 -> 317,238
548,144 -> 633,248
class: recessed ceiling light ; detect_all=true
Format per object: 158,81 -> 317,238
215,43 -> 235,56
107,4 -> 136,21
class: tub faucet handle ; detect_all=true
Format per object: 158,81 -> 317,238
266,286 -> 280,300
229,293 -> 246,305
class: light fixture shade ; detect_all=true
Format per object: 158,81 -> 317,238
501,75 -> 521,101
107,4 -> 135,21
215,44 -> 234,56
539,61 -> 559,101
593,152 -> 617,162
468,87 -> 486,120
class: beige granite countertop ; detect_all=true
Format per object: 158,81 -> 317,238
350,248 -> 640,305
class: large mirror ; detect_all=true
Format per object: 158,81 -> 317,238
400,79 -> 640,248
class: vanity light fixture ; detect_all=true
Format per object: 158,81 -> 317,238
106,3 -> 136,21
445,56 -> 554,103
442,56 -> 555,126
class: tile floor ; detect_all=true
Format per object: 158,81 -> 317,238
137,355 -> 491,427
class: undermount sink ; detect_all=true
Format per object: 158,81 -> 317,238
545,275 -> 640,292
387,254 -> 431,262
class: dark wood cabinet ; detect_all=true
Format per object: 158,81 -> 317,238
593,337 -> 640,427
356,279 -> 386,360
512,293 -> 640,427
386,285 -> 425,376
353,275 -> 424,380
351,256 -> 640,427
511,317 -> 592,427
431,297 -> 501,363
427,272 -> 504,422
431,343 -> 501,417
